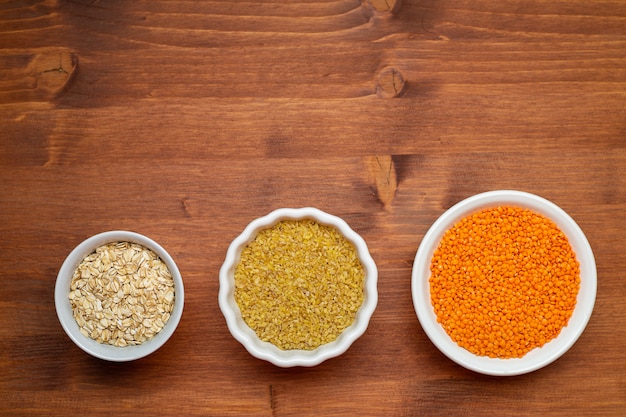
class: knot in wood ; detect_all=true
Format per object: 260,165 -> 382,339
376,67 -> 406,98
368,0 -> 401,13
34,49 -> 78,97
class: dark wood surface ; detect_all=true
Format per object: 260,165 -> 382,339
1,1 -> 625,415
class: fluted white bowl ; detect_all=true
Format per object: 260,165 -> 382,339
219,208 -> 378,367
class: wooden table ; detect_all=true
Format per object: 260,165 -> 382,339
2,1 -> 625,415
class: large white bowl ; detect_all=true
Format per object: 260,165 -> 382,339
219,207 -> 378,367
55,231 -> 185,362
412,190 -> 596,376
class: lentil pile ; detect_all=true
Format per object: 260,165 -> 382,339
429,206 -> 580,358
234,219 -> 365,350
69,242 -> 175,347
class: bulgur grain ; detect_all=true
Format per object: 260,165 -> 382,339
429,206 -> 580,358
234,219 -> 365,350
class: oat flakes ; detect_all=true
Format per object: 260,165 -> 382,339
69,241 -> 175,347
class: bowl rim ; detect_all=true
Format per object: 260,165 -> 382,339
218,207 -> 378,367
411,190 -> 597,376
54,230 -> 185,362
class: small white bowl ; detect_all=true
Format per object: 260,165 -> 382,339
219,207 -> 378,367
412,190 -> 596,376
55,231 -> 185,362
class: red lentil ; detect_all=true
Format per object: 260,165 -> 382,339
429,206 -> 580,358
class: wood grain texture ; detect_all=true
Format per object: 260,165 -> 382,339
1,0 -> 625,416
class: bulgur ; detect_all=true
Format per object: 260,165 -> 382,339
234,219 -> 365,350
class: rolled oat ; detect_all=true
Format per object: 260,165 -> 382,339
69,241 -> 175,347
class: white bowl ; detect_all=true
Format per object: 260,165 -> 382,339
55,231 -> 185,362
412,190 -> 596,376
219,207 -> 378,367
